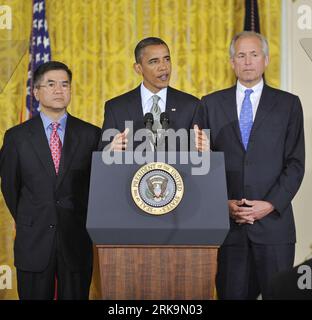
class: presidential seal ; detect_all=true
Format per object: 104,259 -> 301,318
131,162 -> 184,215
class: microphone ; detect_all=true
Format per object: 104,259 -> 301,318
160,112 -> 170,130
158,112 -> 170,151
144,112 -> 155,149
144,112 -> 154,131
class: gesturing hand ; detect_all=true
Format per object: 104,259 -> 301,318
109,128 -> 129,151
194,125 -> 209,152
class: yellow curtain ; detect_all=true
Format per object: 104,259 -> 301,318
0,0 -> 280,300
258,0 -> 281,89
0,0 -> 32,300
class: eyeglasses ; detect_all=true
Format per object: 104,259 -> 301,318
37,80 -> 71,91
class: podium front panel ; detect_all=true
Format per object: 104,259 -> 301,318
87,152 -> 229,245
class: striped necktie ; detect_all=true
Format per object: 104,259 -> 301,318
150,95 -> 161,132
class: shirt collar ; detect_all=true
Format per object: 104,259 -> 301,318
237,78 -> 264,95
140,82 -> 167,105
40,111 -> 68,131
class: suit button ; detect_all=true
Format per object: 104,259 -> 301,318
49,224 -> 55,229
56,200 -> 60,205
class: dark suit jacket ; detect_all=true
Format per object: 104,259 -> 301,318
198,84 -> 305,245
0,114 -> 101,272
98,85 -> 201,150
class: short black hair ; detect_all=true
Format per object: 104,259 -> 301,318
134,37 -> 169,63
33,61 -> 72,87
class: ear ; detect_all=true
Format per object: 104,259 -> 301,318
133,62 -> 142,76
33,87 -> 40,102
230,57 -> 235,70
264,55 -> 269,67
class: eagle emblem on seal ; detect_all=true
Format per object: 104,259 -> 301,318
145,175 -> 169,202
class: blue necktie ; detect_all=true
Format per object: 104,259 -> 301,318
239,89 -> 253,150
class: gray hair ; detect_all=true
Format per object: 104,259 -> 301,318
229,31 -> 269,58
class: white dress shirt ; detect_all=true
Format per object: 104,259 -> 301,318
236,79 -> 264,121
140,83 -> 167,115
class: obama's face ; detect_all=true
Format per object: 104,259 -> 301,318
134,44 -> 171,93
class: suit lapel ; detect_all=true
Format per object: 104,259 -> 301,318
126,86 -> 144,124
28,116 -> 57,181
220,86 -> 244,147
251,85 -> 277,135
166,87 -> 179,119
56,114 -> 79,189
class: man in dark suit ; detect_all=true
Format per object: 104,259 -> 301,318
197,31 -> 305,299
98,37 -> 202,152
0,61 -> 101,299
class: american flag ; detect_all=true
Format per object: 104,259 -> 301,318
26,0 -> 51,118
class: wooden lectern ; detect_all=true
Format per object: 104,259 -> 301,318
87,152 -> 229,300
96,245 -> 217,300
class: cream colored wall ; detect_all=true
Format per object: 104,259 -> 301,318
283,0 -> 312,264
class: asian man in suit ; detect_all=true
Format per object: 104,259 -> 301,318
197,31 -> 305,299
0,61 -> 101,299
98,37 -> 203,152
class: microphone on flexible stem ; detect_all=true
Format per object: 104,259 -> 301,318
160,112 -> 170,130
159,112 -> 170,150
144,112 -> 155,149
144,112 -> 154,131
